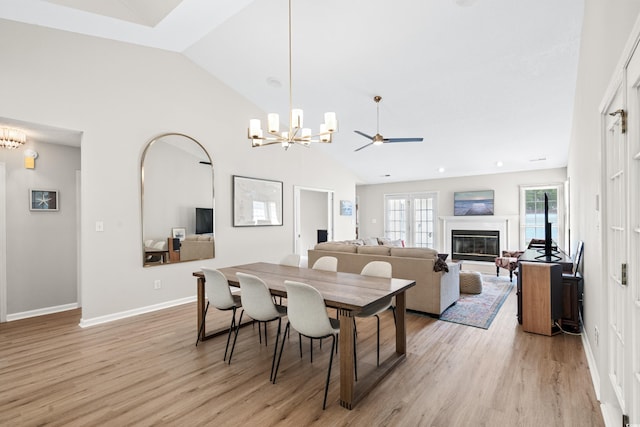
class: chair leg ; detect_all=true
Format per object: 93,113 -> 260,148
298,333 -> 303,358
310,338 -> 314,363
273,322 -> 290,384
509,270 -> 513,281
323,335 -> 336,410
223,306 -> 237,361
269,318 -> 282,382
227,309 -> 244,365
496,265 -> 500,277
195,301 -> 210,346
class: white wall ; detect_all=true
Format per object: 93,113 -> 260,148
357,167 -> 566,253
0,19 -> 357,322
568,0 -> 640,420
0,141 -> 80,313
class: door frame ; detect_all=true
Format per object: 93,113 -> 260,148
293,186 -> 334,257
0,163 -> 6,322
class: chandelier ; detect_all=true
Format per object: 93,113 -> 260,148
0,127 -> 27,149
247,0 -> 337,149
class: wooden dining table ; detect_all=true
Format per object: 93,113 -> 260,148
193,262 -> 416,409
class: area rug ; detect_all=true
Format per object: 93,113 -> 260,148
438,275 -> 515,329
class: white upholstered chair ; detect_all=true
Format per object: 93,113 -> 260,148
356,261 -> 394,367
195,268 -> 242,363
279,254 -> 301,267
312,256 -> 338,272
273,280 -> 341,409
229,272 -> 287,381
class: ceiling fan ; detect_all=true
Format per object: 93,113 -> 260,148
354,95 -> 424,152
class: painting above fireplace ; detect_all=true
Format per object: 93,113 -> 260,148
454,190 -> 494,216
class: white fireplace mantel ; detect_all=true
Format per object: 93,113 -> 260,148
440,215 -> 512,258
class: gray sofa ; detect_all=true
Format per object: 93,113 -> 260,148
308,242 -> 460,316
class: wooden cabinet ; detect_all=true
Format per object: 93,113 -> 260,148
560,274 -> 583,332
519,261 -> 563,336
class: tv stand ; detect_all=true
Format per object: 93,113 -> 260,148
517,249 -> 575,334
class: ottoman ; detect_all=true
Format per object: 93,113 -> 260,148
459,270 -> 483,294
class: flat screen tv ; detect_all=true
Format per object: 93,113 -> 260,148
535,192 -> 560,260
195,207 -> 213,235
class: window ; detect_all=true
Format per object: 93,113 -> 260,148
384,193 -> 437,248
519,185 -> 565,250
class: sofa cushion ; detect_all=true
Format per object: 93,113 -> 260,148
357,246 -> 391,256
314,242 -> 358,253
390,247 -> 438,259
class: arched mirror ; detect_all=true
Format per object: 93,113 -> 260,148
141,133 -> 214,267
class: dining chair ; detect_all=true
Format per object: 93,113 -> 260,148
311,256 -> 338,272
356,261 -> 394,367
195,268 -> 242,363
229,272 -> 287,382
279,253 -> 300,267
273,280 -> 341,409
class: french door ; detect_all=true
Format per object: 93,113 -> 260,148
384,192 -> 437,248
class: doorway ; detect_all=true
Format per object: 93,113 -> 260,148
293,186 -> 334,263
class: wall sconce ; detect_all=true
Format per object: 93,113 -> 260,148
24,149 -> 38,169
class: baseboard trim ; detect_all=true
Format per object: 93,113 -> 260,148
79,296 -> 196,328
6,302 -> 79,321
581,329 -> 600,400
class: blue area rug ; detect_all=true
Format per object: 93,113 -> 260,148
439,275 -> 515,329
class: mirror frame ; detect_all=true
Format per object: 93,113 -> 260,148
140,132 -> 214,267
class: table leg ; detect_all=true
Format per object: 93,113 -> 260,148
338,308 -> 355,409
395,292 -> 407,354
197,276 -> 206,340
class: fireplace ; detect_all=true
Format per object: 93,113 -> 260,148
451,229 -> 499,262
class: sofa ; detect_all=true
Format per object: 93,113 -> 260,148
180,234 -> 215,261
308,242 -> 460,316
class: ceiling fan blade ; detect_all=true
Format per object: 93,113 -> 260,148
354,142 -> 374,152
383,137 -> 424,143
354,130 -> 374,140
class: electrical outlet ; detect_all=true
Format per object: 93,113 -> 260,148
154,280 -> 161,290
594,326 -> 599,346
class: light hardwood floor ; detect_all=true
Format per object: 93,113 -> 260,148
0,284 -> 603,426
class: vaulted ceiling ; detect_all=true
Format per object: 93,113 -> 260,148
0,0 -> 584,184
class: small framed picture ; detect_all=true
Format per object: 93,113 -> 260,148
340,200 -> 353,216
172,227 -> 186,241
29,189 -> 59,211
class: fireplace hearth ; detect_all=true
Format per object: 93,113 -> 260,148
452,229 -> 499,262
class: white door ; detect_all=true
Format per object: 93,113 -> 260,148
603,83 -> 629,422
625,43 -> 640,424
293,186 -> 334,259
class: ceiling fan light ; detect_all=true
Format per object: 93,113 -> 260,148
324,112 -> 337,132
267,113 -> 280,133
373,134 -> 384,146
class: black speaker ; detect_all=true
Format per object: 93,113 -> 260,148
172,238 -> 181,250
317,229 -> 328,243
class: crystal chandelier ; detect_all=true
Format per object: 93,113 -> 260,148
0,127 -> 26,149
247,0 -> 337,150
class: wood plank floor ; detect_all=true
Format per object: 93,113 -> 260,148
0,285 -> 603,426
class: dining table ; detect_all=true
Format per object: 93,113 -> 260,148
193,262 -> 416,409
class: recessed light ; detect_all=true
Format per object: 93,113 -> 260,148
496,161 -> 503,167
438,167 -> 445,173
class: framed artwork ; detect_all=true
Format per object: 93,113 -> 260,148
233,175 -> 283,227
172,227 -> 186,241
454,190 -> 494,216
29,189 -> 59,211
340,200 -> 353,216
